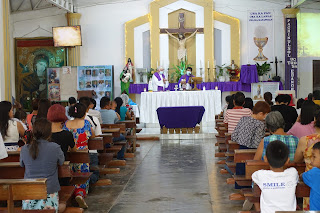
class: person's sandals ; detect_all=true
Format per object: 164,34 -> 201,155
75,195 -> 88,209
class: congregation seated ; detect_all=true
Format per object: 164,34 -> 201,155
63,103 -> 95,209
114,97 -> 132,121
26,98 -> 39,130
252,141 -> 299,212
243,97 -> 253,110
34,98 -> 51,122
88,98 -> 102,123
254,111 -> 299,161
0,101 -> 25,151
13,108 -> 27,130
271,94 -> 298,132
224,92 -> 252,133
20,118 -> 65,212
296,98 -> 305,115
100,97 -> 120,124
65,97 -> 77,120
231,101 -> 270,149
287,100 -> 317,139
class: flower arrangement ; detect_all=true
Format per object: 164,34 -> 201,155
225,61 -> 240,81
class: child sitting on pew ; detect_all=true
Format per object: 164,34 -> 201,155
252,140 -> 298,213
63,103 -> 95,209
302,141 -> 320,211
20,118 -> 65,213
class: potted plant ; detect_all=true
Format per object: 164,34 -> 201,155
256,62 -> 271,81
171,60 -> 192,83
216,64 -> 226,82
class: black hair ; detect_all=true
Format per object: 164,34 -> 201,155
0,101 -> 12,137
100,96 -> 111,109
275,94 -> 285,104
264,92 -> 273,106
90,98 -> 97,109
297,98 -> 305,109
234,92 -> 245,106
68,103 -> 86,118
186,67 -> 192,71
266,140 -> 289,168
314,106 -> 320,128
308,93 -> 313,101
29,118 -> 52,160
283,94 -> 291,105
313,90 -> 320,100
114,97 -> 123,116
36,99 -> 51,121
227,94 -> 235,109
32,99 -> 40,111
313,141 -> 320,151
244,98 -> 254,110
300,100 -> 316,125
14,109 -> 27,121
79,97 -> 91,110
68,97 -> 77,105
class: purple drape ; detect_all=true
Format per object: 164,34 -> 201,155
157,106 -> 205,128
240,65 -> 259,84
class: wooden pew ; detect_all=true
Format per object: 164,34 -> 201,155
0,178 -> 52,213
101,127 -> 121,138
118,120 -> 137,152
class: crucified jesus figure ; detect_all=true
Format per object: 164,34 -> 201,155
165,29 -> 198,62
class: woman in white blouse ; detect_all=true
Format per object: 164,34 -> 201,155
0,101 -> 25,151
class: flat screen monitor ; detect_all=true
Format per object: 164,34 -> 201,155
53,26 -> 82,47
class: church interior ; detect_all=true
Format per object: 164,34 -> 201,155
0,0 -> 320,212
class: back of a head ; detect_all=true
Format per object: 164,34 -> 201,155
79,97 -> 91,110
265,111 -> 285,132
297,98 -> 305,109
226,95 -> 235,109
47,104 -> 68,123
244,98 -> 253,110
284,94 -> 292,105
120,94 -> 129,106
68,97 -> 77,105
0,101 -> 12,137
14,109 -> 27,121
252,101 -> 271,115
32,99 -> 40,111
100,96 -> 111,109
313,90 -> 320,100
275,94 -> 285,104
30,118 -> 52,160
68,103 -> 87,119
313,141 -> 320,152
36,99 -> 51,120
234,92 -> 245,106
313,107 -> 320,128
114,97 -> 123,114
308,93 -> 313,101
264,92 -> 273,105
300,100 -> 316,125
266,140 -> 289,168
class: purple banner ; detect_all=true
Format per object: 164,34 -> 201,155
285,18 -> 298,93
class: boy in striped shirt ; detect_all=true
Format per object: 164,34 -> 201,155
224,92 -> 252,133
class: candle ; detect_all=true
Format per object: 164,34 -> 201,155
231,64 -> 235,70
215,86 -> 218,90
207,60 -> 209,68
200,60 -> 202,69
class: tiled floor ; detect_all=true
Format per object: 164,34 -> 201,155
85,138 -> 242,213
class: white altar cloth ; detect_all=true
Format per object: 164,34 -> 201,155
140,90 -> 222,124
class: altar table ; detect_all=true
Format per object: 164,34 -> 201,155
157,106 -> 205,128
140,90 -> 221,124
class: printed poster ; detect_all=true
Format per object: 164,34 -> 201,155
47,68 -> 61,101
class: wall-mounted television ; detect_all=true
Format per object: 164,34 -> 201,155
53,26 -> 82,47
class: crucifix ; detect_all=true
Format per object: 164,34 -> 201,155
270,56 -> 282,81
160,13 -> 204,62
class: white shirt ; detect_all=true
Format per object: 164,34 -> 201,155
12,118 -> 27,130
88,109 -> 102,123
85,114 -> 102,154
252,167 -> 298,213
151,73 -> 169,92
0,133 -> 8,160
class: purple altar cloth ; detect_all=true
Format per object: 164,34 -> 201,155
157,106 -> 205,128
240,65 -> 259,84
129,81 -> 283,94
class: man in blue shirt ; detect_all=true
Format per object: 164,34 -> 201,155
302,141 -> 320,211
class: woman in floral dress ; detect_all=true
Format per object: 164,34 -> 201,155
294,110 -> 320,210
63,103 -> 95,209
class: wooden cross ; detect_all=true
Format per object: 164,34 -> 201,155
160,13 -> 204,35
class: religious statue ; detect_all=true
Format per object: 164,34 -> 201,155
165,29 -> 198,62
126,58 -> 134,82
120,66 -> 132,94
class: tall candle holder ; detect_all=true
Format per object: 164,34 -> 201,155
207,67 -> 210,82
199,67 -> 204,82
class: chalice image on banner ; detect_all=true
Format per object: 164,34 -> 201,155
253,26 -> 268,61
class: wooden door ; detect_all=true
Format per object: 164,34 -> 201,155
313,60 -> 320,90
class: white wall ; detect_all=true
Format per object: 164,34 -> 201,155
8,0 -> 288,99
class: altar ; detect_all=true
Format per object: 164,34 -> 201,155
140,90 -> 221,124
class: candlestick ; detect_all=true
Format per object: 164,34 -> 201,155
207,67 -> 210,82
200,60 -> 202,69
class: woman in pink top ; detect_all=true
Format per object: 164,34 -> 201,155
287,100 -> 317,138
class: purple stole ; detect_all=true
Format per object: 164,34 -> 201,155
178,74 -> 194,84
154,72 -> 166,91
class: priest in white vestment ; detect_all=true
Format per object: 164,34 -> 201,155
152,67 -> 169,92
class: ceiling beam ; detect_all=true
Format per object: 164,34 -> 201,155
33,0 -> 43,9
30,0 -> 33,10
291,0 -> 308,8
16,0 -> 26,11
46,0 -> 74,13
